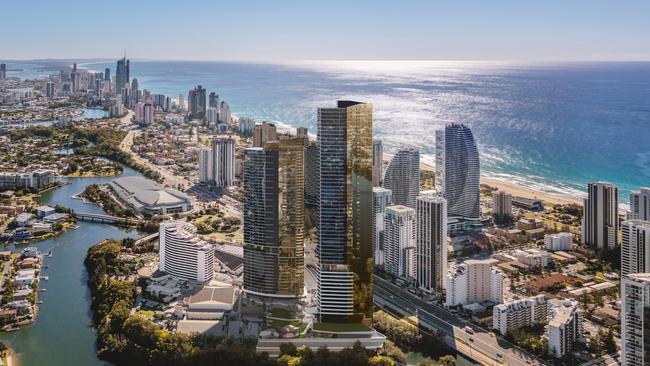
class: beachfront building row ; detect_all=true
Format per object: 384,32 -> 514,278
445,258 -> 504,307
242,138 -> 305,298
198,136 -> 236,187
159,221 -> 214,282
0,169 -> 56,190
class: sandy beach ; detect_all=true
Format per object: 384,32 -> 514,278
414,156 -> 583,207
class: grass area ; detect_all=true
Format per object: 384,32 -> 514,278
312,322 -> 372,333
135,309 -> 155,320
270,307 -> 296,320
200,228 -> 243,244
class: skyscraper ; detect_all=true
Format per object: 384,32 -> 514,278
253,122 -> 278,147
104,67 -> 110,81
46,82 -> 55,98
198,146 -> 213,184
304,141 -> 319,206
373,140 -> 383,187
296,127 -> 309,144
211,137 -> 236,187
383,148 -> 420,208
316,100 -> 373,325
582,182 -> 619,249
209,92 -> 219,108
435,124 -> 481,220
188,85 -> 207,120
219,101 -> 231,125
621,219 -> 650,276
243,138 -> 305,297
416,193 -> 447,293
622,273 -> 650,366
0,64 -> 6,80
384,205 -> 416,279
630,188 -> 650,221
116,56 -> 129,92
373,187 -> 392,268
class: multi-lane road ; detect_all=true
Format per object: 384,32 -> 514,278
373,275 -> 547,366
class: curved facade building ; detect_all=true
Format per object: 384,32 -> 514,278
383,148 -> 420,208
159,221 -> 214,282
435,124 -> 480,220
243,138 -> 305,298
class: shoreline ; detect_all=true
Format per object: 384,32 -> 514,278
415,156 -> 583,207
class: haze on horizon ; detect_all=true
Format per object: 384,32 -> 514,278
2,0 -> 649,62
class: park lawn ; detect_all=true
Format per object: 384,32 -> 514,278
312,322 -> 372,333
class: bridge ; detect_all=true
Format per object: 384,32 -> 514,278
134,232 -> 159,245
74,212 -> 143,225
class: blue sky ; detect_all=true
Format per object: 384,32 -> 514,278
2,0 -> 649,61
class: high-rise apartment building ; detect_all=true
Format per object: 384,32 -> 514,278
104,67 -> 110,81
582,182 -> 619,249
304,141 -> 319,207
383,148 -> 420,208
198,146 -> 213,184
545,232 -> 574,251
159,221 -> 214,282
621,220 -> 650,276
188,85 -> 207,120
547,300 -> 583,358
316,100 -> 373,325
115,56 -> 129,92
219,101 -> 231,125
630,188 -> 650,221
416,193 -> 447,293
243,138 -> 305,298
46,82 -> 55,98
207,107 -> 219,125
373,140 -> 383,187
211,137 -> 236,187
253,122 -> 278,147
0,63 -> 6,80
492,190 -> 512,216
296,127 -> 309,143
435,124 -> 480,220
372,187 -> 392,268
622,273 -> 650,366
383,205 -> 416,279
209,92 -> 219,108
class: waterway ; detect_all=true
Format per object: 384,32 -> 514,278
0,165 -> 143,366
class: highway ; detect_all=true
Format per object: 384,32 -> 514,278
373,275 -> 547,366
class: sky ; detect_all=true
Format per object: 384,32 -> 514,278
2,0 -> 649,62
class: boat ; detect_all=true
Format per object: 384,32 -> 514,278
71,224 -> 80,229
39,288 -> 47,292
36,301 -> 43,304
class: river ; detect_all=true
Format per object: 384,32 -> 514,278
0,165 -> 143,366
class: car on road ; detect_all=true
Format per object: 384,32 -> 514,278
496,352 -> 503,358
464,326 -> 474,334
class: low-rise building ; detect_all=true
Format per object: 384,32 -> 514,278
512,248 -> 549,269
35,205 -> 56,218
493,294 -> 548,335
545,232 -> 574,251
109,176 -> 194,215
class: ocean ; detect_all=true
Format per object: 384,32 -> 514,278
11,60 -> 650,202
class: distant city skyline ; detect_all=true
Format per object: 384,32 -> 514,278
2,0 -> 650,62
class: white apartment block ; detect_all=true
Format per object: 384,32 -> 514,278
159,221 -> 215,282
622,220 -> 650,276
493,294 -> 548,335
545,232 -> 574,251
547,300 -> 583,358
512,248 -> 549,269
622,273 -> 650,366
492,190 -> 512,216
384,205 -> 416,279
445,258 -> 503,307
198,146 -> 213,184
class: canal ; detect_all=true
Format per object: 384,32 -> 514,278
0,165 -> 143,365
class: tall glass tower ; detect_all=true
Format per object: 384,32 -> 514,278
435,123 -> 480,220
316,100 -> 373,325
243,138 -> 305,298
115,56 -> 129,92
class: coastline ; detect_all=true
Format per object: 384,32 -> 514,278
416,157 -> 583,207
